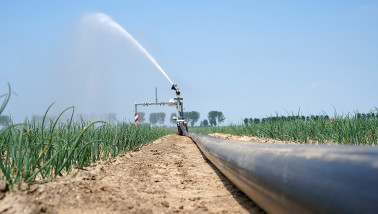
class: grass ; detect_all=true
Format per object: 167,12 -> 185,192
0,88 -> 174,187
192,111 -> 378,146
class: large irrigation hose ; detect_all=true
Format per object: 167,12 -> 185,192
185,132 -> 378,214
178,123 -> 188,135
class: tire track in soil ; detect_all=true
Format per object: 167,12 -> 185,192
0,134 -> 265,214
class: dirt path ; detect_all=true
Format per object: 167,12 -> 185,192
0,134 -> 265,214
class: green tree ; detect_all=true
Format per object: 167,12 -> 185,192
191,111 -> 200,126
157,112 -> 166,125
217,111 -> 225,125
149,113 -> 158,125
208,111 -> 225,126
243,118 -> 249,125
138,112 -> 146,123
200,119 -> 209,127
208,111 -> 218,126
184,111 -> 200,127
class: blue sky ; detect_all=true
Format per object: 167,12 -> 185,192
1,1 -> 377,125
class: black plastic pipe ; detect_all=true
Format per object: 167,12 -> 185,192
179,123 -> 188,135
186,132 -> 378,214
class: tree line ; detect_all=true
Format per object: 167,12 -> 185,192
137,110 -> 225,127
200,111 -> 225,126
243,112 -> 378,125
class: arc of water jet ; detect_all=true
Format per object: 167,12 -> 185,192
93,13 -> 174,85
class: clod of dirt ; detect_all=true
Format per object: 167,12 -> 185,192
0,181 -> 9,192
0,181 -> 9,200
161,201 -> 169,208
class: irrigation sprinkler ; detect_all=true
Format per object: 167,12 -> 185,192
134,85 -> 188,135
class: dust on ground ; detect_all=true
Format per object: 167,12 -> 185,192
0,134 -> 265,214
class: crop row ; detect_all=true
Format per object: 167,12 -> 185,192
192,112 -> 378,145
0,106 -> 173,188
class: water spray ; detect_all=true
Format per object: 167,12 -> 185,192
88,13 -> 174,85
85,13 -> 184,132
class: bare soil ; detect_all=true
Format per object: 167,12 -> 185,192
0,134 -> 266,214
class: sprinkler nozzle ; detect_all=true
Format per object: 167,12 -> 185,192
171,84 -> 180,96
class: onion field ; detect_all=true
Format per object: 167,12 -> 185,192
192,112 -> 378,146
0,107 -> 173,188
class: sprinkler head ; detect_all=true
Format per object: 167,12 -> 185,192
171,84 -> 180,96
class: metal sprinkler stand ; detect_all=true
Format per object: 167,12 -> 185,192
170,84 -> 188,135
134,85 -> 188,135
